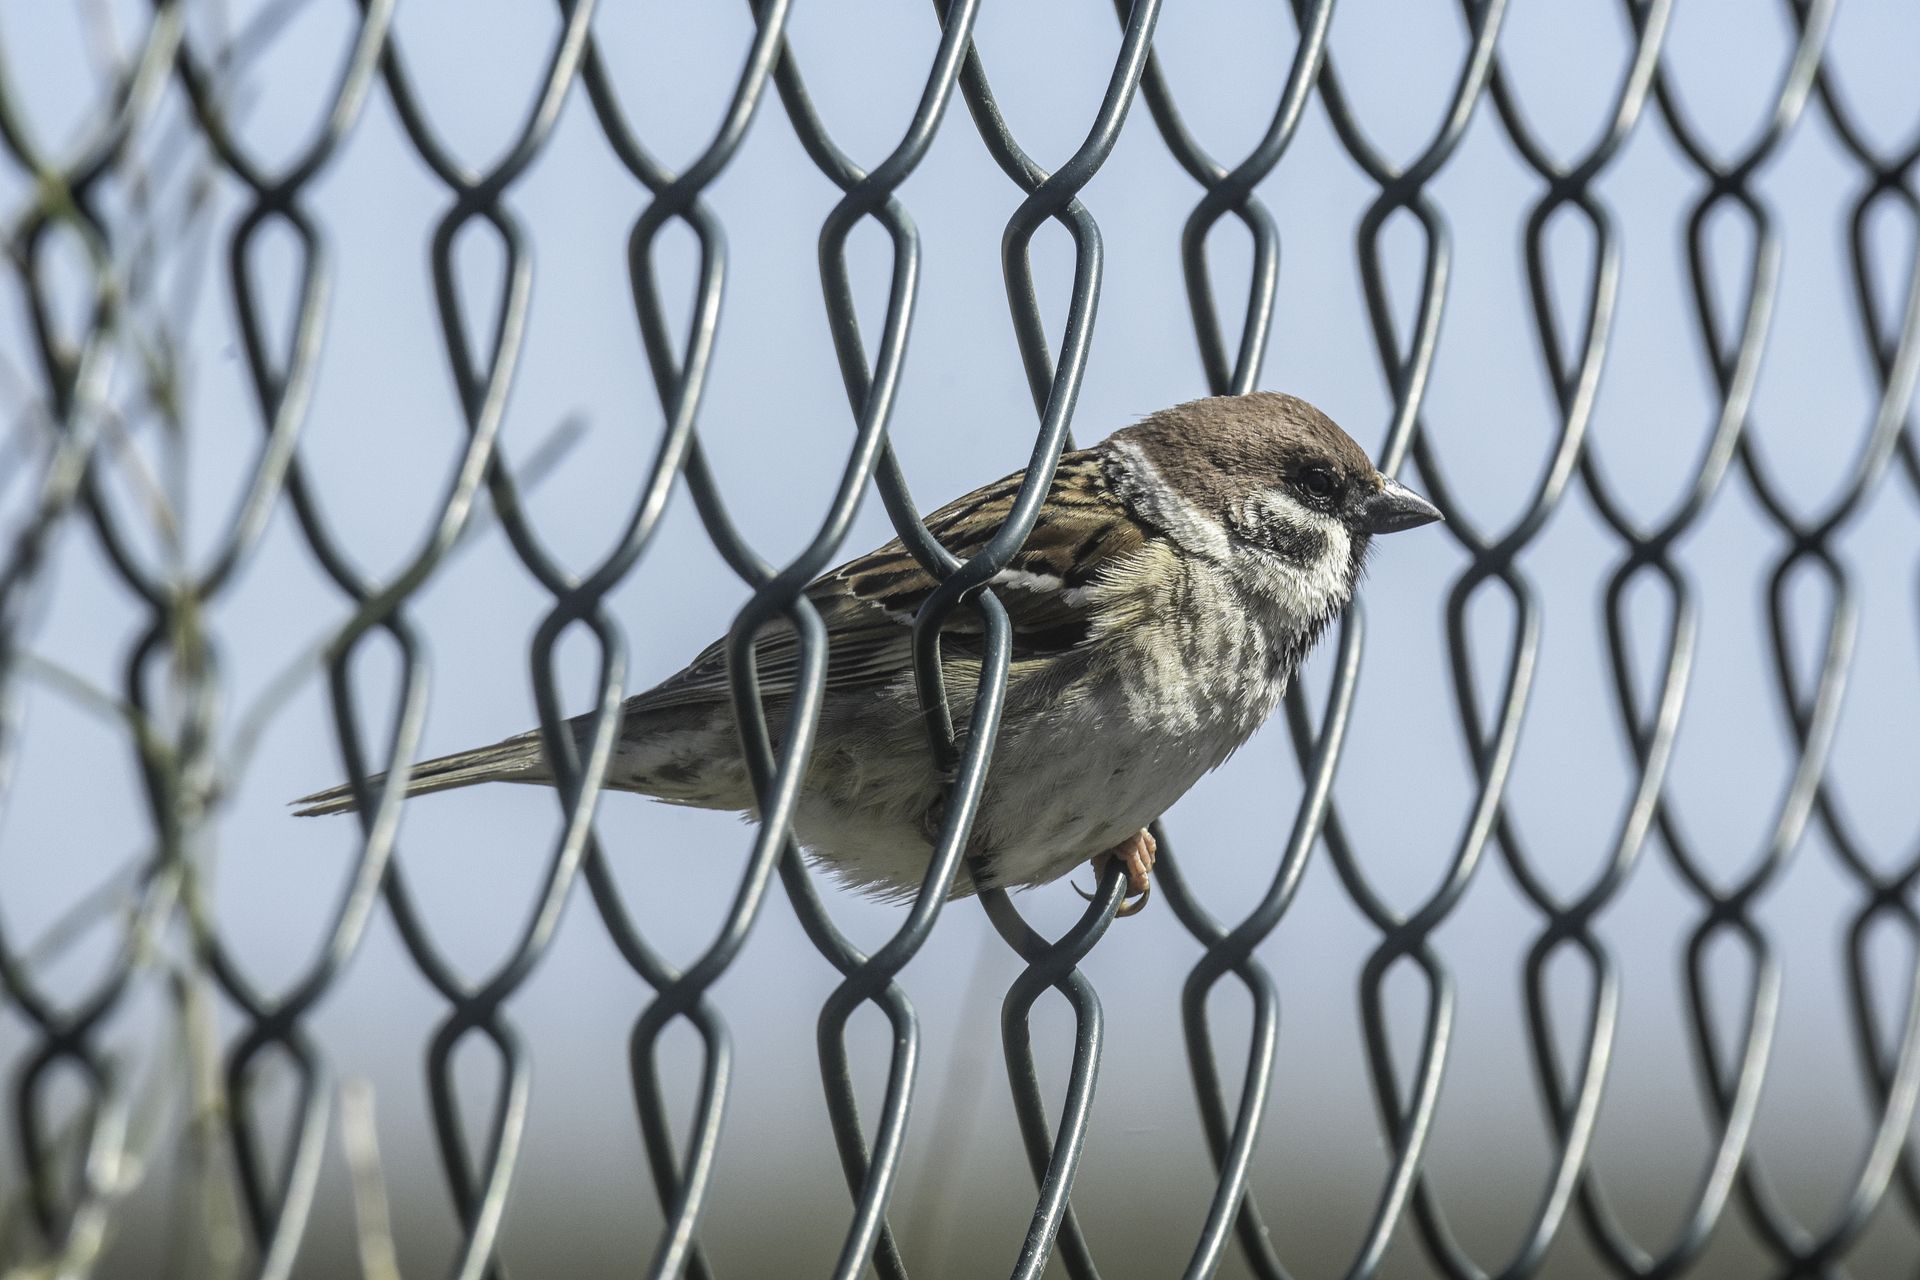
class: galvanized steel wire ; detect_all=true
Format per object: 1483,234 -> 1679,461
3,2 -> 1919,1278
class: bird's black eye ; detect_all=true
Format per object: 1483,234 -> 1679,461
1297,465 -> 1337,500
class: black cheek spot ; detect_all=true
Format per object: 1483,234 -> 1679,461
1267,523 -> 1327,563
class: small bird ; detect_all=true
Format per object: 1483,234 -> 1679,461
293,392 -> 1440,914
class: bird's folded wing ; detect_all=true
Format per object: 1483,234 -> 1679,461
630,447 -> 1148,714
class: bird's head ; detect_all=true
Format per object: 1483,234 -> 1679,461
1105,391 -> 1442,625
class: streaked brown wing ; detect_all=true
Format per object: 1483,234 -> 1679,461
629,447 -> 1145,714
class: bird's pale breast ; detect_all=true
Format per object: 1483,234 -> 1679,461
792,551 -> 1295,898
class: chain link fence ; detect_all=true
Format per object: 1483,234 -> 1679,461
3,1 -> 1920,1277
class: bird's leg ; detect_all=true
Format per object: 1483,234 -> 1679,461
1076,827 -> 1156,917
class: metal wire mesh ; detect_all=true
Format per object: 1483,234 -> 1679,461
3,2 -> 1919,1278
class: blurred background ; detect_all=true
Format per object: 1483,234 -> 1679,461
3,1 -> 1919,1277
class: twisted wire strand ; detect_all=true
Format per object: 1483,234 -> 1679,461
316,6 -> 607,1278
1248,5 -> 1521,1279
1790,0 -> 1920,1242
0,3 -> 189,1265
1387,4 -> 1675,1278
1560,4 -> 1874,1276
140,9 -> 399,1274
1693,0 -> 1920,1268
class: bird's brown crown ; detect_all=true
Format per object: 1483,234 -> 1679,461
1114,391 -> 1380,519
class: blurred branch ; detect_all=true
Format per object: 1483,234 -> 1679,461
340,1080 -> 401,1280
166,949 -> 245,1280
18,859 -> 142,969
12,650 -> 156,745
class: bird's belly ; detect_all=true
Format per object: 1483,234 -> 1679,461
789,734 -> 1219,899
789,794 -> 937,899
970,646 -> 1288,889
971,717 -> 1241,889
787,639 -> 1288,899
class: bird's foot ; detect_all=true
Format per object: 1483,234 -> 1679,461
1074,828 -> 1156,917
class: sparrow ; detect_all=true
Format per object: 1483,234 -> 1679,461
293,392 -> 1441,915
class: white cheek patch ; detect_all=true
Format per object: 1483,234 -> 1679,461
1237,490 -> 1352,622
1293,519 -> 1352,616
1108,442 -> 1354,627
1109,440 -> 1232,560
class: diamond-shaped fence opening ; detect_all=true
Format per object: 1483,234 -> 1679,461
3,2 -> 1920,1279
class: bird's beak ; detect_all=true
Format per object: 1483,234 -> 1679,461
1356,476 -> 1443,534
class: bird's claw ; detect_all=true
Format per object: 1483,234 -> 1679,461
1072,877 -> 1149,914
1075,828 -> 1156,918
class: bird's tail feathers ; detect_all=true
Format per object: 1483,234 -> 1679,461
290,732 -> 547,817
